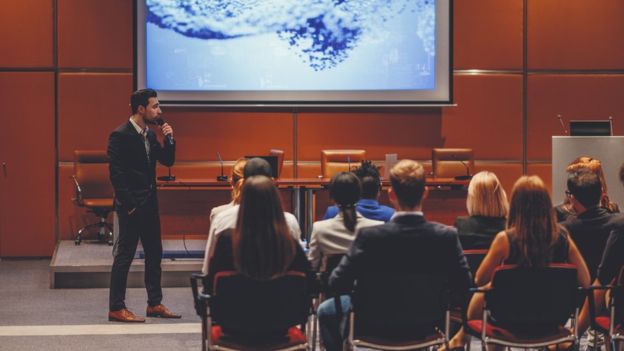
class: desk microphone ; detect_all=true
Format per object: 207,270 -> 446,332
452,155 -> 472,181
155,118 -> 175,146
557,114 -> 568,135
216,152 -> 228,181
347,156 -> 351,171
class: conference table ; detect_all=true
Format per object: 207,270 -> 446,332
156,177 -> 469,240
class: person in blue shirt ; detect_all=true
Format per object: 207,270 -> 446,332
322,161 -> 394,222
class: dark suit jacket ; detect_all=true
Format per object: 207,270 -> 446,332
561,207 -> 624,280
329,214 -> 472,297
107,121 -> 175,211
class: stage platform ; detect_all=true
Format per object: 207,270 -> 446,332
49,240 -> 206,289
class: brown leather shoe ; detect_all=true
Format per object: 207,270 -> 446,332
108,308 -> 145,323
146,304 -> 181,318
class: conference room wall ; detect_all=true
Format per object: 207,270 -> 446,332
3,0 -> 624,255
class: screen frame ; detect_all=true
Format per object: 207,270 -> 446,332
134,0 -> 453,107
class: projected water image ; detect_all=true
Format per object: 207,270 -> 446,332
145,0 -> 436,91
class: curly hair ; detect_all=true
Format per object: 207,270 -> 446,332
353,160 -> 382,199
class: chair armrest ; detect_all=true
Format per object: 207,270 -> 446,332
469,287 -> 489,294
190,273 -> 209,317
71,175 -> 83,204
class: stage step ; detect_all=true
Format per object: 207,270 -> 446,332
49,240 -> 206,289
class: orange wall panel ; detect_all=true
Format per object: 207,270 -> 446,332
527,163 -> 552,195
0,0 -> 53,67
58,73 -> 133,161
442,74 -> 523,160
297,110 -> 442,161
528,0 -> 624,70
454,0 -> 523,70
57,0 -> 132,68
164,110 -> 293,162
0,72 -> 55,256
474,162 -> 523,199
527,74 -> 624,161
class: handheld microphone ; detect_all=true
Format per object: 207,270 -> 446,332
155,118 -> 175,146
216,152 -> 228,181
452,155 -> 472,181
557,114 -> 568,135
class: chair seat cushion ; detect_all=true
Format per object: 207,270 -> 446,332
210,325 -> 306,351
353,331 -> 445,348
467,320 -> 572,344
82,198 -> 114,208
595,316 -> 623,334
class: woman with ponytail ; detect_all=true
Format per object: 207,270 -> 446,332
308,171 -> 383,271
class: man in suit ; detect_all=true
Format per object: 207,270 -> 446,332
317,159 -> 472,350
107,88 -> 179,322
562,168 -> 624,280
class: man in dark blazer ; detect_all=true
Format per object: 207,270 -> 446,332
317,159 -> 472,350
562,168 -> 624,280
107,89 -> 178,322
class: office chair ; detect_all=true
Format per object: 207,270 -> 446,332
466,264 -> 581,351
72,150 -> 114,245
432,148 -> 474,180
269,149 -> 285,178
191,271 -> 312,351
347,272 -> 451,350
320,150 -> 366,178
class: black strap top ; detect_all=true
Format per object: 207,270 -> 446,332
504,229 -> 569,266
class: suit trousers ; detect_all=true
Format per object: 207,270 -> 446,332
109,194 -> 163,311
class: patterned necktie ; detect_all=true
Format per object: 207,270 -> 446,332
142,130 -> 150,162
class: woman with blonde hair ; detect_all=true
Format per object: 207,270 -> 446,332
446,176 -> 590,350
454,171 -> 509,250
209,158 -> 247,223
555,156 -> 619,221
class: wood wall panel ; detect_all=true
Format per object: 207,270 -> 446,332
57,73 -> 133,161
527,163 -> 552,195
528,0 -> 624,69
57,0 -> 132,68
297,110 -> 442,161
0,0 -> 53,67
527,74 -> 624,160
474,163 -> 523,198
0,72 -> 55,256
454,0 -> 523,70
164,110 -> 293,162
442,74 -> 523,160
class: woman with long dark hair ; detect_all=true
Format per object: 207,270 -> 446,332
207,175 -> 311,285
446,176 -> 590,350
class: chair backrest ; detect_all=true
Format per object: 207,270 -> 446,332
431,148 -> 474,178
210,271 -> 310,337
269,149 -> 284,178
487,264 -> 579,329
464,249 -> 488,277
614,267 -> 624,324
321,150 -> 366,178
352,272 -> 449,338
74,150 -> 114,199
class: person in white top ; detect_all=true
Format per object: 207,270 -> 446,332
308,172 -> 383,271
202,158 -> 301,275
209,158 -> 247,223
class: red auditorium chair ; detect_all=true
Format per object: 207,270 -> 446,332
587,267 -> 624,351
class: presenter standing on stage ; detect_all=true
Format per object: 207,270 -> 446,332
107,88 -> 179,322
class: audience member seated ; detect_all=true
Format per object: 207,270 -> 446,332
205,175 -> 313,339
209,158 -> 247,223
447,175 -> 591,350
202,158 -> 301,275
555,156 -> 619,222
561,169 -> 624,281
322,161 -> 394,222
319,160 -> 472,351
454,171 -> 509,250
308,171 -> 383,271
